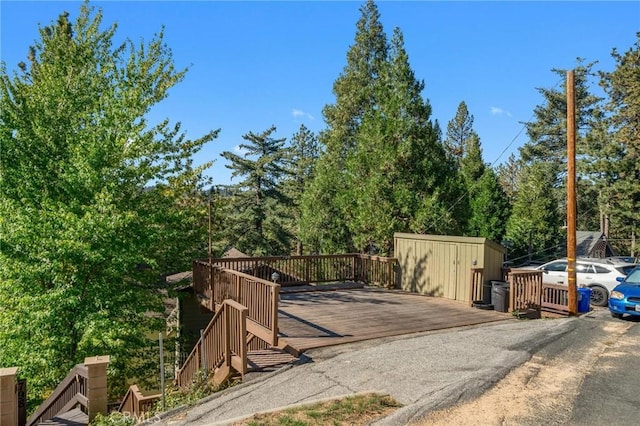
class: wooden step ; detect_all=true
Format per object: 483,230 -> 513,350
38,408 -> 88,426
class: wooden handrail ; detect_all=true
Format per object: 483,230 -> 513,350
199,265 -> 280,346
26,364 -> 88,426
176,300 -> 249,388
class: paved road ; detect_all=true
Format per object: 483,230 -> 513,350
570,314 -> 640,425
416,308 -> 640,426
151,309 -> 639,426
154,317 -> 575,425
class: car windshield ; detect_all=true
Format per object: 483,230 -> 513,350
625,268 -> 640,284
541,261 -> 567,272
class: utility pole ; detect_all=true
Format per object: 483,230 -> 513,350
567,70 -> 578,316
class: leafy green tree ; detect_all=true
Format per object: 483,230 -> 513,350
282,125 -> 320,255
220,126 -> 291,256
0,4 -> 217,405
597,33 -> 640,254
466,169 -> 511,242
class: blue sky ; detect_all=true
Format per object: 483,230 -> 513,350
2,1 -> 639,186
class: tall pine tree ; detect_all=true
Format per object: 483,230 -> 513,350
220,126 -> 290,256
597,33 -> 640,254
520,60 -> 603,234
282,125 -> 320,255
300,0 -> 388,253
445,101 -> 474,166
302,2 -> 465,254
447,105 -> 509,242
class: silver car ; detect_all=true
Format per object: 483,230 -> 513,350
535,258 -> 635,306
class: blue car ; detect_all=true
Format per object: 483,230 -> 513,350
609,266 -> 640,319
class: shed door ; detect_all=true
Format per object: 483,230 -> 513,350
435,243 -> 459,299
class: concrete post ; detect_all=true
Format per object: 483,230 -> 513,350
0,367 -> 18,426
84,356 -> 110,422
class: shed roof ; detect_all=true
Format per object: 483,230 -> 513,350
394,233 -> 505,253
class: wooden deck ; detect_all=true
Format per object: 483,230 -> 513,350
277,287 -> 511,355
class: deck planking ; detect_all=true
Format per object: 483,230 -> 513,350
277,287 -> 511,355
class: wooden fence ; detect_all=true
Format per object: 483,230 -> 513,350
175,300 -> 248,388
355,255 -> 397,288
505,269 -> 572,315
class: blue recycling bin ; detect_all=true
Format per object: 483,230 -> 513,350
578,287 -> 592,313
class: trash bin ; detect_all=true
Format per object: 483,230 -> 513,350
482,282 -> 492,304
491,281 -> 508,306
492,282 -> 510,313
578,287 -> 592,313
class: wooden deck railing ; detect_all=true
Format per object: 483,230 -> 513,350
117,385 -> 160,419
355,254 -> 397,288
199,253 -> 398,289
508,270 -> 543,313
541,283 -> 570,314
193,261 -> 280,347
210,254 -> 354,285
175,300 -> 248,388
505,269 -> 572,315
468,268 -> 485,306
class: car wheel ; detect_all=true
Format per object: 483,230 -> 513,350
611,312 -> 623,319
589,286 -> 608,307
